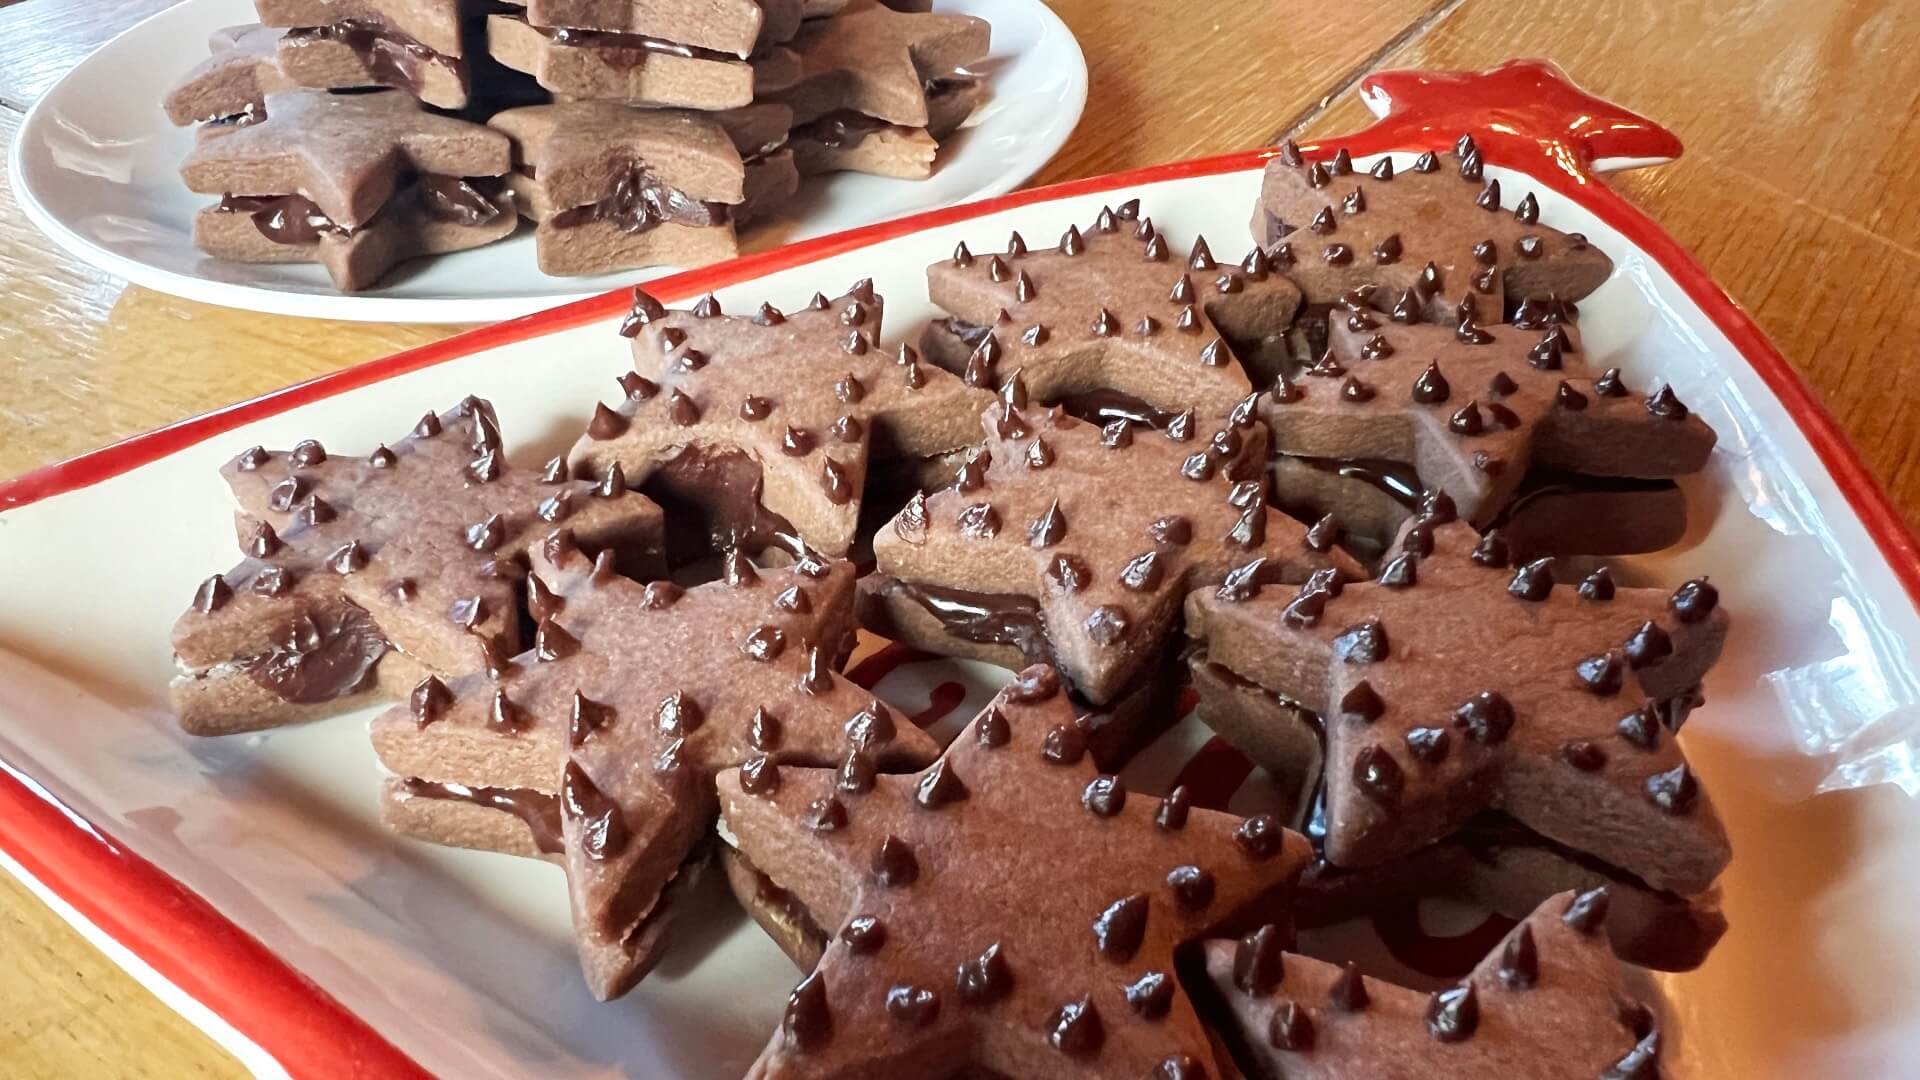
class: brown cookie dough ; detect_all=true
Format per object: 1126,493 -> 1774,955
487,12 -> 803,110
869,388 -> 1359,708
1259,303 -> 1714,553
1205,890 -> 1664,1078
1184,515 -> 1731,900
716,664 -> 1313,1079
925,201 -> 1301,426
180,90 -> 514,290
490,100 -> 758,275
512,0 -> 806,58
573,283 -> 993,559
369,533 -> 937,999
172,396 -> 664,735
1255,134 -> 1614,323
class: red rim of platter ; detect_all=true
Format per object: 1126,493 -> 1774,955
1,60 -> 1915,1078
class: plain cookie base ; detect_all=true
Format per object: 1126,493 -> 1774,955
172,647 -> 427,736
486,13 -> 753,110
1187,659 -> 1727,971
791,125 -> 938,179
718,843 -> 825,971
1267,453 -> 1692,561
192,184 -> 519,291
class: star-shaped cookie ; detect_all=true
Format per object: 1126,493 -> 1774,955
518,0 -> 804,58
1253,134 -> 1613,322
1185,517 -> 1730,896
370,531 -> 939,998
770,0 -> 989,126
1204,888 -> 1662,1079
924,201 -> 1303,424
1260,306 -> 1715,525
869,394 -> 1360,706
716,664 -> 1312,1078
172,397 -> 663,736
571,283 -> 994,557
181,89 -> 510,230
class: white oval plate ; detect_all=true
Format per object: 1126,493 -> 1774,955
8,0 -> 1086,323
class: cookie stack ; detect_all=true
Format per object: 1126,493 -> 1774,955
169,135 -> 1723,1079
162,0 -> 992,290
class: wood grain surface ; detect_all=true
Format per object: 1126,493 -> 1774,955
1,0 -> 1916,1075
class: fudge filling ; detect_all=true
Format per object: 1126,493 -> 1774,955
789,110 -> 896,149
236,604 -> 388,703
216,175 -> 507,244
399,777 -> 564,855
535,18 -> 739,64
549,162 -> 730,233
872,576 -> 1051,665
281,19 -> 464,94
1286,455 -> 1677,517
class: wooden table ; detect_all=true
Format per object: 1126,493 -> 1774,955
2,0 -> 1917,1073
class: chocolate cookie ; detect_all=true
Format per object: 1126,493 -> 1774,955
1183,515 -> 1731,900
370,531 -> 938,998
1205,889 -> 1663,1078
487,12 -> 803,110
172,397 -> 664,735
489,100 -> 765,275
923,202 -> 1302,424
1260,305 -> 1715,556
253,0 -> 477,105
572,283 -> 993,559
164,25 -> 296,126
716,664 -> 1312,1078
772,0 -> 987,179
181,90 -> 515,291
1254,135 -> 1614,323
866,390 -> 1361,722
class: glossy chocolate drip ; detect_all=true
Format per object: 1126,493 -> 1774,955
238,606 -> 387,703
881,578 -> 1051,665
790,110 -> 895,149
400,777 -> 564,855
218,175 -> 505,243
1055,389 -> 1182,429
1293,455 -> 1425,509
549,162 -> 731,233
543,21 -> 735,64
281,19 -> 461,93
419,175 -> 506,226
643,445 -> 801,558
1490,467 -> 1677,526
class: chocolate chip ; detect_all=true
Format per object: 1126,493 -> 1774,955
1405,726 -> 1451,763
885,985 -> 940,1027
976,708 -> 1011,747
1562,740 -> 1607,770
955,941 -> 1011,1003
1048,553 -> 1092,592
956,503 -> 1000,538
1120,551 -> 1164,591
1670,578 -> 1718,622
1049,998 -> 1104,1056
562,761 -> 627,860
1329,962 -> 1369,1012
1645,764 -> 1698,813
409,676 -> 450,728
873,835 -> 919,886
1148,515 -> 1193,545
1093,893 -> 1150,962
1123,972 -> 1173,1019
1335,620 -> 1389,664
1500,924 -> 1538,989
1508,557 -> 1555,600
1624,621 -> 1674,668
1009,665 -> 1061,703
1236,814 -> 1285,857
1234,925 -> 1284,992
1580,567 -> 1617,601
1042,724 -> 1087,765
1618,705 -> 1661,750
914,758 -> 968,808
1269,1001 -> 1315,1051
1426,984 -> 1479,1042
1166,865 -> 1216,912
806,796 -> 847,832
837,750 -> 875,793
1576,651 -> 1625,695
1563,886 -> 1611,933
1084,775 -> 1127,816
781,972 -> 831,1050
1452,691 -> 1515,743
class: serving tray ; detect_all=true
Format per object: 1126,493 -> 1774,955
3,60 -> 1917,1078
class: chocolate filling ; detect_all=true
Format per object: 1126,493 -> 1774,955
237,605 -> 387,703
876,577 -> 1051,665
400,777 -> 564,855
538,19 -> 737,64
1292,455 -> 1425,509
642,445 -> 802,564
1286,456 -> 1677,519
216,175 -> 506,244
548,162 -> 730,233
1199,654 -> 1690,901
789,110 -> 896,149
282,20 -> 463,94
935,315 -> 994,351
733,849 -> 831,958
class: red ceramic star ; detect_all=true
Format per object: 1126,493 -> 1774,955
1317,59 -> 1684,175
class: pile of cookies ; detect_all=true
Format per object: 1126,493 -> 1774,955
172,136 -> 1716,1077
163,0 -> 991,290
